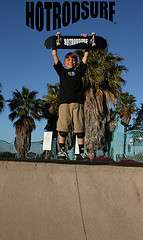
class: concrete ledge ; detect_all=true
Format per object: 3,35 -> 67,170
0,161 -> 143,240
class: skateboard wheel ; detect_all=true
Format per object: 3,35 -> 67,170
80,33 -> 88,37
56,32 -> 61,35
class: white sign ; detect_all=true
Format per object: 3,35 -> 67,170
43,131 -> 53,150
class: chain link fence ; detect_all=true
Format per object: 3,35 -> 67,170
0,126 -> 143,163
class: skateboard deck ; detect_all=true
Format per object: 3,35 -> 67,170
44,33 -> 107,50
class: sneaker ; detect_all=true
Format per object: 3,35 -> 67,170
76,153 -> 89,161
57,149 -> 69,160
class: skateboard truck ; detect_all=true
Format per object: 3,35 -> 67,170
56,32 -> 62,47
91,32 -> 96,47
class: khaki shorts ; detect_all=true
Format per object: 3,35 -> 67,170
57,103 -> 84,133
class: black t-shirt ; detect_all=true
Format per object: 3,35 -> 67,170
54,60 -> 87,104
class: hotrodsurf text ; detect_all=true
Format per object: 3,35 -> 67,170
26,1 -> 116,32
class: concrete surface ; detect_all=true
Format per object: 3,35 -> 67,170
0,161 -> 143,240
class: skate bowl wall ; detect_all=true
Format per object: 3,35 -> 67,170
0,161 -> 143,240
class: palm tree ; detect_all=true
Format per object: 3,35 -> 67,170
131,103 -> 143,130
116,92 -> 136,154
117,92 -> 136,128
8,87 -> 42,158
76,49 -> 127,158
42,83 -> 60,135
0,84 -> 4,113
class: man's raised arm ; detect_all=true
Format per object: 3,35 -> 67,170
52,49 -> 59,65
82,49 -> 89,64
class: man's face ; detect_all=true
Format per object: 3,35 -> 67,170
64,56 -> 77,69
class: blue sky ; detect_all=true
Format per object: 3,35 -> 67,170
0,0 -> 143,142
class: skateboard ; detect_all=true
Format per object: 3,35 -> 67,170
44,32 -> 107,50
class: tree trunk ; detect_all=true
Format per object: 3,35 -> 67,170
84,88 -> 108,158
15,126 -> 31,159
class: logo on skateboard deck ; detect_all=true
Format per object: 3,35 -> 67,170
64,38 -> 88,46
25,1 -> 116,32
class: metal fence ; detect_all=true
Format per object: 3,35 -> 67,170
0,121 -> 143,162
